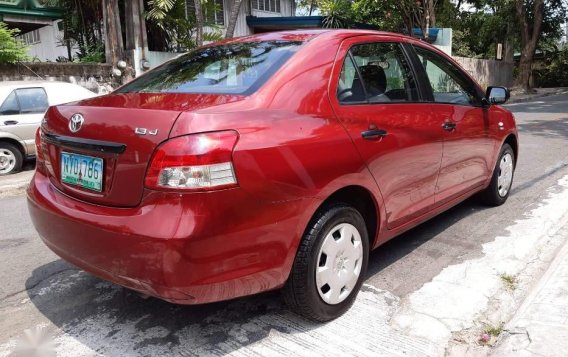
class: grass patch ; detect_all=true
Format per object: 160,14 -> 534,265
484,323 -> 504,337
500,273 -> 517,290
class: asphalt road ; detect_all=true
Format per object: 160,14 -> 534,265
1,94 -> 568,356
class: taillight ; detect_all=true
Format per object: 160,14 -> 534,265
35,127 -> 47,175
145,130 -> 239,191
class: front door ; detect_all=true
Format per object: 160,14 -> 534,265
412,45 -> 495,204
329,37 -> 444,229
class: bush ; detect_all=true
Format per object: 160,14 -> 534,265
534,47 -> 568,87
0,22 -> 28,64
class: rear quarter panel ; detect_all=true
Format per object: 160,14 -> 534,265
169,33 -> 384,281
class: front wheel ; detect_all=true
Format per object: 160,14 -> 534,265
479,143 -> 515,206
283,204 -> 369,321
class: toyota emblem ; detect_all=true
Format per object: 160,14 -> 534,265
69,114 -> 84,133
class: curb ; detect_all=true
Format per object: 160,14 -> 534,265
508,89 -> 568,104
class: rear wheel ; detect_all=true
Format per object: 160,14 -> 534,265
283,204 -> 369,321
0,142 -> 23,176
479,143 -> 515,206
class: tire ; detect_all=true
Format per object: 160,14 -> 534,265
478,143 -> 515,206
0,142 -> 23,176
283,204 -> 369,321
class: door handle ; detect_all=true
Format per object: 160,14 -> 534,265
361,129 -> 388,140
442,122 -> 457,131
3,120 -> 18,126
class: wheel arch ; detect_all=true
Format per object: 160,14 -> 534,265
504,133 -> 518,168
308,185 -> 380,249
0,136 -> 26,157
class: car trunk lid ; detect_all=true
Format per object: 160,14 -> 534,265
40,92 -> 244,207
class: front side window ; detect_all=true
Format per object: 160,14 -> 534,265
337,42 -> 418,104
118,41 -> 301,95
414,46 -> 481,106
0,91 -> 20,115
15,88 -> 48,114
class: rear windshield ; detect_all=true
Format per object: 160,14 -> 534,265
117,41 -> 302,95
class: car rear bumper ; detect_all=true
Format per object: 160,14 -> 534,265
27,171 -> 308,304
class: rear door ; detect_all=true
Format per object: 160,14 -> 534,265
329,36 -> 444,229
411,45 -> 495,204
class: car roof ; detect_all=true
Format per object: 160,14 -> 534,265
213,29 -> 416,46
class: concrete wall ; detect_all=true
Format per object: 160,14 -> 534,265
0,63 -> 115,94
453,57 -> 514,89
433,28 -> 452,56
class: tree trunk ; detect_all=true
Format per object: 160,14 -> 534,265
194,0 -> 204,46
225,0 -> 244,38
426,0 -> 436,28
514,0 -> 545,92
102,0 -> 124,65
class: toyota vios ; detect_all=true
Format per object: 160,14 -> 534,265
28,30 -> 517,321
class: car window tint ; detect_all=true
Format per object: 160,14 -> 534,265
337,56 -> 366,103
15,88 -> 49,114
0,91 -> 20,115
413,46 -> 481,106
117,41 -> 302,95
338,42 -> 418,104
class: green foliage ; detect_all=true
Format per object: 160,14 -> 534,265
55,0 -> 104,62
350,0 -> 402,31
77,45 -> 105,64
0,22 -> 28,64
439,0 -> 567,60
320,0 -> 352,28
534,46 -> 568,87
146,0 -> 222,51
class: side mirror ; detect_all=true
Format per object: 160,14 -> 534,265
486,86 -> 510,105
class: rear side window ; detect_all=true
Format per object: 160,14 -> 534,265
338,42 -> 418,104
0,91 -> 20,115
15,88 -> 48,113
118,41 -> 303,95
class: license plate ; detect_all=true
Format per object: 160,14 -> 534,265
61,152 -> 103,192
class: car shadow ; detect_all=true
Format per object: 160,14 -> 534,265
24,194 -> 498,355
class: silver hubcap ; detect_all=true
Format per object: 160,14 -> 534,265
0,149 -> 16,174
315,223 -> 363,305
498,153 -> 514,197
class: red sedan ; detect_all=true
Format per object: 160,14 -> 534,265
27,30 -> 517,321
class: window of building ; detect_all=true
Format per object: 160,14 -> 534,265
252,0 -> 281,13
18,29 -> 41,45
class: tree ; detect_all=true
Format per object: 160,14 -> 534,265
515,0 -> 545,92
102,0 -> 124,66
225,0 -> 244,38
193,0 -> 204,46
0,22 -> 27,64
42,0 -> 104,62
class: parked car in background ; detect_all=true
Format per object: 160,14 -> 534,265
0,81 -> 97,175
28,30 -> 518,321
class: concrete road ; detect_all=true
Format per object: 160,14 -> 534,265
1,94 -> 568,356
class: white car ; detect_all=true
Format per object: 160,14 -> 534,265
0,81 -> 97,175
